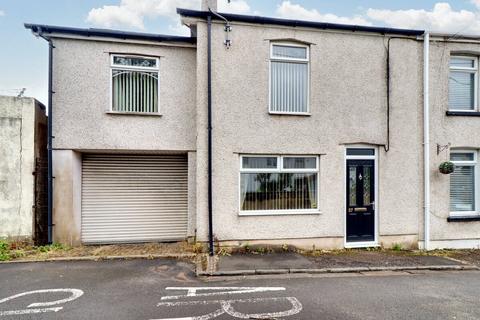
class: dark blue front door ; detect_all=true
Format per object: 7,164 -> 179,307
346,159 -> 375,242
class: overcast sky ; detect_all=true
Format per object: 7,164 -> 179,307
2,0 -> 480,104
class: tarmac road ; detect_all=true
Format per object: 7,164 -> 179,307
1,259 -> 479,319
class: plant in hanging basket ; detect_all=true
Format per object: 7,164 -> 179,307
439,161 -> 455,174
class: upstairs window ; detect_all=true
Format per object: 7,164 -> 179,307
449,56 -> 478,111
269,43 -> 309,114
450,151 -> 478,215
111,55 -> 159,113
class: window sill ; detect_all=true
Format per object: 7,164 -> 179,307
239,210 -> 321,217
106,111 -> 162,117
269,111 -> 311,116
447,215 -> 480,222
446,111 -> 480,117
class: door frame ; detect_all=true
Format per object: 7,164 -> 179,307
344,145 -> 379,248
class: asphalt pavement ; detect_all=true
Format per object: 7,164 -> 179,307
1,259 -> 480,319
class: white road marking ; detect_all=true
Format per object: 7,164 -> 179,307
153,297 -> 303,320
0,307 -> 62,316
0,289 -> 84,317
161,287 -> 285,300
223,297 -> 302,319
151,308 -> 225,320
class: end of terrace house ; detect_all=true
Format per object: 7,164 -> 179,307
24,0 -> 480,252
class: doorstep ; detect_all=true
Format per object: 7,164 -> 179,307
197,251 -> 479,276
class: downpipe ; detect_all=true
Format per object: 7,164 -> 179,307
423,32 -> 430,251
207,15 -> 214,256
37,30 -> 54,245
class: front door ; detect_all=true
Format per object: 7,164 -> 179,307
346,159 -> 375,243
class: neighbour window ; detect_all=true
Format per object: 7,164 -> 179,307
450,151 -> 478,215
449,56 -> 478,111
239,156 -> 319,213
111,55 -> 159,113
270,43 -> 309,114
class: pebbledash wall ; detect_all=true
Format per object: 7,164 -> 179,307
0,96 -> 47,240
49,37 -> 197,245
427,38 -> 480,249
190,18 -> 424,249
32,11 -> 480,249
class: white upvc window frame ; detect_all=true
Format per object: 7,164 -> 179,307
268,42 -> 310,115
449,55 -> 478,112
238,155 -> 320,216
109,54 -> 161,114
450,150 -> 479,217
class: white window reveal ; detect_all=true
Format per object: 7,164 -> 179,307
449,56 -> 478,111
450,151 -> 478,216
239,155 -> 319,215
270,43 -> 310,114
111,55 -> 159,113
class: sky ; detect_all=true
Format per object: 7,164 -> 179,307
2,0 -> 480,105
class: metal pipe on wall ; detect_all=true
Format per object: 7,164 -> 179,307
47,38 -> 54,244
31,27 -> 54,245
207,14 -> 214,256
423,32 -> 430,251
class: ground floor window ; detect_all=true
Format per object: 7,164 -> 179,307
239,155 -> 319,214
450,151 -> 478,215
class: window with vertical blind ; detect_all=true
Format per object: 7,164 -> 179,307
239,155 -> 319,214
270,43 -> 310,114
449,56 -> 478,111
450,151 -> 478,215
111,55 -> 159,113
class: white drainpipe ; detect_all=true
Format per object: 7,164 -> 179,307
423,32 -> 430,251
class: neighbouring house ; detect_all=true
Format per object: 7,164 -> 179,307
0,96 -> 47,243
24,0 -> 480,250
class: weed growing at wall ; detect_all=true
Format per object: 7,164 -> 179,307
0,241 -> 71,261
0,241 -> 10,261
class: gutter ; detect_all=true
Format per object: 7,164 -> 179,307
423,32 -> 430,251
24,23 -> 196,43
177,8 -> 424,37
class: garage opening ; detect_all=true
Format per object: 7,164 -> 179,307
81,154 -> 188,244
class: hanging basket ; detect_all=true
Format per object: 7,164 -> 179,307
439,161 -> 455,174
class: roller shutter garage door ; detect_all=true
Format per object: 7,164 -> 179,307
81,154 -> 188,244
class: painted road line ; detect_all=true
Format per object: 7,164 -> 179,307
151,309 -> 225,320
161,287 -> 285,300
0,307 -> 62,316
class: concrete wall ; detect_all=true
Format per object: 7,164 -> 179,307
52,150 -> 82,245
194,22 -> 424,248
0,96 -> 46,239
428,39 -> 480,248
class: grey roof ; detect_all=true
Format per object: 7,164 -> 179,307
177,8 -> 425,37
24,23 -> 196,43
